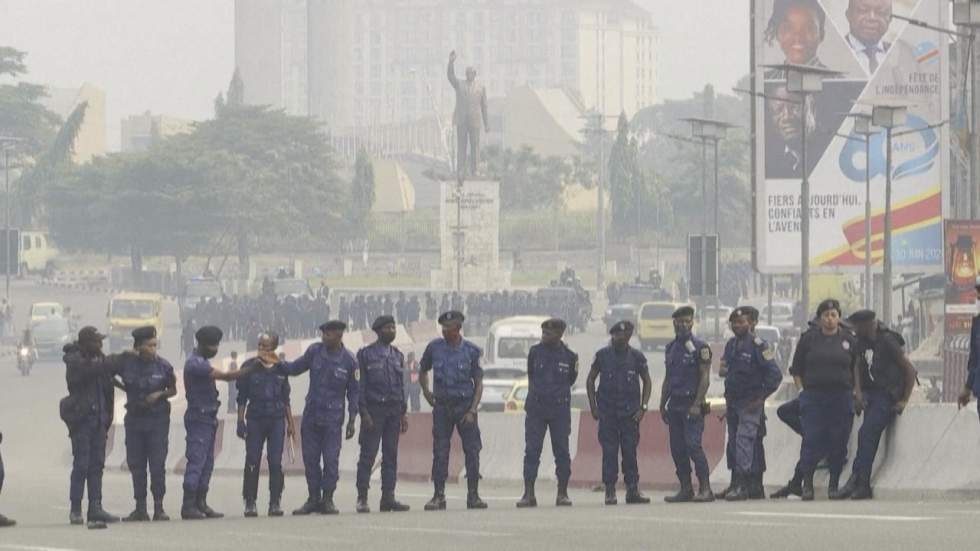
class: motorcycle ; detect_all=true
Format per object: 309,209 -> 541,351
17,345 -> 33,376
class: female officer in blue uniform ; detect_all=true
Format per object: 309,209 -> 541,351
236,332 -> 295,517
112,326 -> 176,522
787,299 -> 859,501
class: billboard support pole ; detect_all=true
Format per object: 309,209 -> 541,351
883,125 -> 893,326
3,145 -> 8,300
801,92 -> 810,321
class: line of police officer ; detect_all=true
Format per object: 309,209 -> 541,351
12,297 -> 927,531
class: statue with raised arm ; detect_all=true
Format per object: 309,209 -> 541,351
447,50 -> 489,181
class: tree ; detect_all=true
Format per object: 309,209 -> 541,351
607,112 -> 644,241
483,145 -> 570,211
348,148 -> 375,239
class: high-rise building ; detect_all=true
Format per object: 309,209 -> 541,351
120,112 -> 194,152
236,0 -> 656,136
41,83 -> 107,163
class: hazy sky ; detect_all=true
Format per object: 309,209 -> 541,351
0,0 -> 747,151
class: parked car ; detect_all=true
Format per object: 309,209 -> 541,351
481,367 -> 526,412
504,379 -> 529,413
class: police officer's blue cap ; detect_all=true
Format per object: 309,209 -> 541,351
846,309 -> 876,324
672,306 -> 695,319
195,326 -> 223,346
438,310 -> 465,325
609,320 -> 634,334
78,326 -> 105,343
372,315 -> 396,332
730,306 -> 759,322
131,325 -> 156,343
319,320 -> 347,332
541,318 -> 567,332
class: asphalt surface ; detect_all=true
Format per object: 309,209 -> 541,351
2,279 -> 975,549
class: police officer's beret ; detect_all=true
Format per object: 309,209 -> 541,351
609,320 -> 634,334
319,320 -> 347,332
371,315 -> 396,332
730,306 -> 759,321
541,318 -> 567,332
672,306 -> 695,319
195,326 -> 223,346
816,298 -> 842,318
131,325 -> 157,343
846,309 -> 876,323
437,310 -> 465,325
78,326 -> 105,343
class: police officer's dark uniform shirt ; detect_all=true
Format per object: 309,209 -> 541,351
967,314 -> 980,397
419,338 -> 483,403
723,335 -> 782,401
279,343 -> 359,425
856,324 -> 906,402
665,335 -> 710,409
184,353 -> 220,423
356,342 -> 406,414
790,328 -> 857,390
236,358 -> 291,419
526,342 -> 578,413
593,344 -> 649,416
113,355 -> 176,418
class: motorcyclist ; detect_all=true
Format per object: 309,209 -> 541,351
18,329 -> 36,365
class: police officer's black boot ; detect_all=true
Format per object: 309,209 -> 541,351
664,478 -> 694,503
748,473 -> 766,499
717,471 -> 737,500
801,472 -> 815,502
152,499 -> 169,522
87,501 -> 120,525
268,471 -> 284,517
181,490 -> 206,520
292,492 -> 321,516
243,465 -> 260,517
69,503 -> 84,526
321,491 -> 339,515
555,479 -> 572,507
356,488 -> 370,514
626,484 -> 651,505
850,474 -> 873,500
827,472 -> 842,500
836,472 -> 858,500
516,479 -> 537,508
466,478 -> 488,510
693,477 -> 715,503
770,472 -> 803,499
725,474 -> 749,502
197,489 -> 224,519
604,484 -> 618,505
0,513 -> 14,527
425,481 -> 447,511
123,499 -> 150,522
379,491 -> 410,512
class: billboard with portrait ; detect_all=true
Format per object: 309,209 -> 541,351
754,0 -> 948,273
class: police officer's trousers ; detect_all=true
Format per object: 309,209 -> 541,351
356,403 -> 402,494
125,414 -> 169,502
522,405 -> 571,483
69,418 -> 107,508
666,407 -> 710,481
431,401 -> 482,488
182,413 -> 218,494
798,389 -> 853,477
245,416 -> 286,495
597,413 -> 640,486
851,389 -> 896,481
777,398 -> 802,435
1,440 -> 5,495
301,413 -> 343,498
725,401 -> 766,476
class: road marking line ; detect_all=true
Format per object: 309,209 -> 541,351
363,526 -> 512,537
729,512 -> 938,522
611,515 -> 794,528
226,531 -> 357,544
0,545 -> 83,551
398,492 -> 518,502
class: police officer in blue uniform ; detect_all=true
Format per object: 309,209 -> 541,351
265,320 -> 358,516
419,311 -> 486,511
0,431 -> 14,527
237,332 -> 295,517
660,306 -> 715,503
62,326 -> 119,529
516,318 -> 578,508
838,310 -> 915,500
960,283 -> 980,416
787,299 -> 859,501
586,320 -> 652,506
112,326 -> 177,522
181,326 -> 256,520
718,307 -> 782,501
355,316 -> 411,514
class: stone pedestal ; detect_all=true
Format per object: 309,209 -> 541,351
430,180 -> 511,291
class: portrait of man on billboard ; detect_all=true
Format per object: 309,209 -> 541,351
843,0 -> 921,79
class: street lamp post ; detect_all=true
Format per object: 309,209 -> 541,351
0,137 -> 21,302
763,64 -> 842,318
840,114 -> 880,309
870,104 -> 908,326
681,117 -> 734,339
